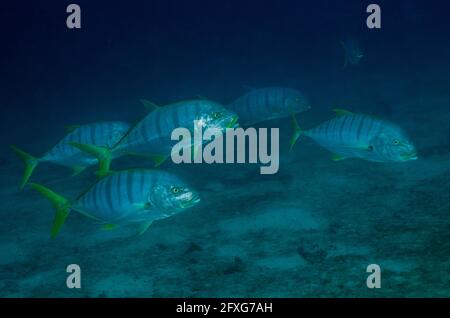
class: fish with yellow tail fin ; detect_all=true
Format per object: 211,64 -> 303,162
10,121 -> 131,188
29,169 -> 200,237
290,109 -> 418,162
71,99 -> 239,177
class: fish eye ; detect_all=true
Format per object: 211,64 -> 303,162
392,139 -> 400,145
212,112 -> 222,119
171,186 -> 181,194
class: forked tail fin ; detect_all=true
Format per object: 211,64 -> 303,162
10,145 -> 39,189
69,143 -> 113,178
28,183 -> 72,238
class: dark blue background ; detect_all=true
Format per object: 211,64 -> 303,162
1,0 -> 449,148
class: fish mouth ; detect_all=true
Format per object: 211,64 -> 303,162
181,194 -> 200,208
227,115 -> 239,128
402,152 -> 418,161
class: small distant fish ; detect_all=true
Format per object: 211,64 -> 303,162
228,87 -> 311,126
291,109 -> 417,162
71,99 -> 239,176
29,169 -> 200,237
10,122 -> 131,188
340,38 -> 363,67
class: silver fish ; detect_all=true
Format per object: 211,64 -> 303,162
11,121 -> 131,188
29,169 -> 200,237
291,109 -> 417,162
228,87 -> 311,126
71,99 -> 239,176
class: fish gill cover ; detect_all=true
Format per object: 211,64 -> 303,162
0,0 -> 449,298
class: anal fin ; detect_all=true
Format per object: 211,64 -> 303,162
69,143 -> 112,178
139,221 -> 153,235
331,153 -> 346,161
71,165 -> 87,176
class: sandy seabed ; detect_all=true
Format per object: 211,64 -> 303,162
0,94 -> 449,298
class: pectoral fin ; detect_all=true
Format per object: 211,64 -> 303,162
341,143 -> 373,152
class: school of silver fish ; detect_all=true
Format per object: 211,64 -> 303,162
11,39 -> 418,237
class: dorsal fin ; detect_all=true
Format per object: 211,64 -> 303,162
140,99 -> 160,112
333,109 -> 353,116
138,221 -> 154,235
65,125 -> 81,133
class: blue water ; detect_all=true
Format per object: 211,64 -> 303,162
1,0 -> 449,297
